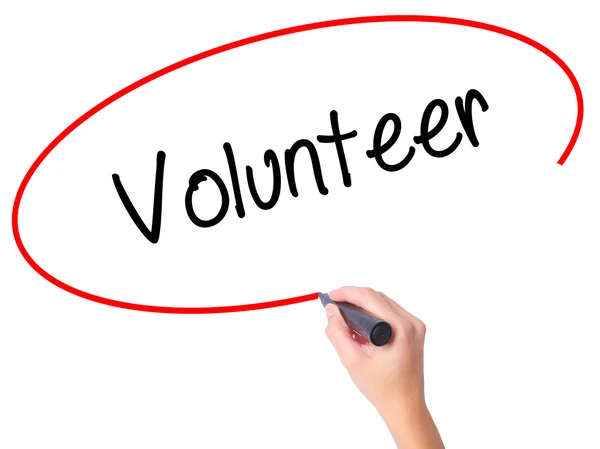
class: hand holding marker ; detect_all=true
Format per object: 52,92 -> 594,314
319,292 -> 392,346
322,287 -> 445,449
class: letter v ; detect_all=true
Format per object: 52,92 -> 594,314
112,151 -> 165,244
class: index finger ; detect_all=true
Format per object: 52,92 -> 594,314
328,286 -> 395,321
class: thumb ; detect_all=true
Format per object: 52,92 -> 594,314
324,303 -> 362,369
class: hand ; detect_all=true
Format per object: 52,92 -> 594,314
325,286 -> 426,409
324,286 -> 444,449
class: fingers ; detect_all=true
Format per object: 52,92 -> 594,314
328,286 -> 395,321
378,291 -> 416,322
324,303 -> 363,368
378,292 -> 426,339
328,286 -> 426,343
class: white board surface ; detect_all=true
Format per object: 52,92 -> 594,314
1,1 -> 598,448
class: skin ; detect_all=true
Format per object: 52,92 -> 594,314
324,286 -> 445,449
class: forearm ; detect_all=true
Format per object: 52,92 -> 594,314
378,398 -> 445,449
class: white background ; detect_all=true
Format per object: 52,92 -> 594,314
1,1 -> 599,448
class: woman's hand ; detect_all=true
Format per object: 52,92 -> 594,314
324,286 -> 444,449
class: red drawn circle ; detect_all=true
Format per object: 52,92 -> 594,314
12,16 -> 584,313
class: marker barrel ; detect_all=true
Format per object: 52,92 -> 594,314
319,292 -> 392,346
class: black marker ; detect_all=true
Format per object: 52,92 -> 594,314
319,292 -> 393,346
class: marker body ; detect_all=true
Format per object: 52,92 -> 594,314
319,292 -> 392,346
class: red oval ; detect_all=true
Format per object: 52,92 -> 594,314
12,15 -> 584,314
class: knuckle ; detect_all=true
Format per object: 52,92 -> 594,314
395,319 -> 415,341
414,318 -> 426,336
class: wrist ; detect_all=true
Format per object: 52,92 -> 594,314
376,396 -> 444,449
375,385 -> 426,417
377,391 -> 428,424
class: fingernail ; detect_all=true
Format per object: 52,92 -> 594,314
325,303 -> 336,319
